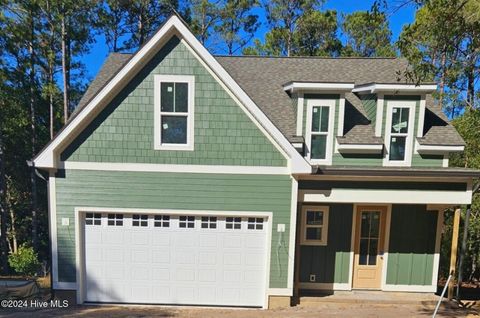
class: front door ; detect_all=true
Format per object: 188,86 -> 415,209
352,206 -> 387,289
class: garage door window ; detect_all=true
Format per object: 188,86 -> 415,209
107,214 -> 123,226
201,216 -> 217,229
226,217 -> 241,229
85,213 -> 101,226
154,215 -> 170,227
179,216 -> 195,228
133,214 -> 148,227
248,218 -> 264,230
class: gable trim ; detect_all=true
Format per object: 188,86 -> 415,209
33,15 -> 311,174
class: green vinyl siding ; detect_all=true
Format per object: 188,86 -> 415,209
386,204 -> 437,286
411,154 -> 444,167
360,94 -> 377,127
299,204 -> 353,284
332,153 -> 383,166
55,169 -> 293,288
61,36 -> 286,167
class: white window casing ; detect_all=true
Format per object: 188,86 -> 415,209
300,206 -> 329,246
154,74 -> 195,151
383,100 -> 416,167
305,99 -> 336,165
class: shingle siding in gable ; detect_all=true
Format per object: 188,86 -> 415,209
359,94 -> 377,128
61,36 -> 286,167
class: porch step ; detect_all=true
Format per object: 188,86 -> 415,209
298,291 -> 444,306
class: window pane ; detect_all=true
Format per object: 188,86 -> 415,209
311,135 -> 327,159
369,239 -> 378,265
175,83 -> 188,112
161,116 -> 187,144
359,238 -> 368,265
306,227 -> 322,240
389,136 -> 406,161
306,211 -> 323,225
391,107 -> 409,134
369,212 -> 380,238
161,82 -> 174,112
312,106 -> 329,132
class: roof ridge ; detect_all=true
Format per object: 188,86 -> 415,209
214,55 -> 401,60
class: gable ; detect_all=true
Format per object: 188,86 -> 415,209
61,36 -> 287,167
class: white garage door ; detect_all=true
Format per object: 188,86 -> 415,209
83,212 -> 268,307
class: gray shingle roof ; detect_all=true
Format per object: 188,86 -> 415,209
76,53 -> 463,147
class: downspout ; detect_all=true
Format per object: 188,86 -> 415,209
456,181 -> 480,302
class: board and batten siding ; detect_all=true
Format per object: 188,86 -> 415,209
386,204 -> 437,285
299,204 -> 353,284
55,169 -> 293,288
60,35 -> 286,167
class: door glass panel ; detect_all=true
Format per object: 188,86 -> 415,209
358,211 -> 381,266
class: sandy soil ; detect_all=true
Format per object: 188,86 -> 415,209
0,302 -> 478,318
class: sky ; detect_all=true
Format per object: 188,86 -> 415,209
81,0 -> 417,83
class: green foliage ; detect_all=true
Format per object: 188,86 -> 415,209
341,6 -> 396,57
8,245 -> 41,277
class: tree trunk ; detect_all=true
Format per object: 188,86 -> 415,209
28,11 -> 38,253
0,129 -> 9,274
8,200 -> 18,254
439,50 -> 446,109
61,14 -> 69,123
466,65 -> 475,109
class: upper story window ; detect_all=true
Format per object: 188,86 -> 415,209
306,99 -> 335,165
154,75 -> 195,151
384,100 -> 416,166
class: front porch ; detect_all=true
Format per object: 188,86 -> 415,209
294,172 -> 473,297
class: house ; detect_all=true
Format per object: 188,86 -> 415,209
33,15 -> 479,309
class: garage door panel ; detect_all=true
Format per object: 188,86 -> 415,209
84,213 -> 268,307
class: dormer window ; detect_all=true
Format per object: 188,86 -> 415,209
305,99 -> 335,165
384,100 -> 416,166
154,75 -> 195,151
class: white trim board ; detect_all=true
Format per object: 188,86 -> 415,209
48,172 -> 60,289
287,177 -> 299,290
60,161 -> 290,175
382,284 -> 437,293
416,144 -> 465,154
352,84 -> 437,94
283,82 -> 354,93
299,188 -> 472,204
33,15 -> 311,174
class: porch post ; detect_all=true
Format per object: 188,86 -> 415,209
448,208 -> 461,300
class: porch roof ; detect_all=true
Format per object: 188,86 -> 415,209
313,166 -> 480,178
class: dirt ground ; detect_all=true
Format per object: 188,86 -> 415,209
0,302 -> 478,318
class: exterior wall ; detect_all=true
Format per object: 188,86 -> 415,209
55,169 -> 293,288
359,93 -> 377,127
299,203 -> 353,284
61,36 -> 286,167
386,204 -> 437,286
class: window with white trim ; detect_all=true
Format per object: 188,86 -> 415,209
154,75 -> 194,151
247,218 -> 264,230
154,215 -> 170,228
85,213 -> 101,226
384,100 -> 416,166
132,214 -> 148,227
226,217 -> 241,230
179,215 -> 195,228
301,206 -> 329,245
306,99 -> 335,165
107,214 -> 123,226
201,216 -> 217,229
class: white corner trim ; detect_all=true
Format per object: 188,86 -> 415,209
337,143 -> 383,154
375,94 -> 384,137
383,100 -> 416,167
432,210 -> 444,286
298,282 -> 351,291
283,82 -> 355,93
305,99 -> 336,165
34,15 -> 311,174
153,74 -> 195,151
348,205 -> 357,289
417,95 -> 426,138
60,161 -> 290,175
267,288 -> 293,297
287,177 -> 298,290
48,172 -> 59,289
296,93 -> 304,136
352,84 -> 437,94
443,154 -> 449,167
381,205 -> 392,291
416,144 -> 465,154
337,93 -> 345,137
382,284 -> 437,292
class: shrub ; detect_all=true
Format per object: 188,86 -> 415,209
8,245 -> 40,277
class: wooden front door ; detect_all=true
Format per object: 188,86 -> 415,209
352,206 -> 387,289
